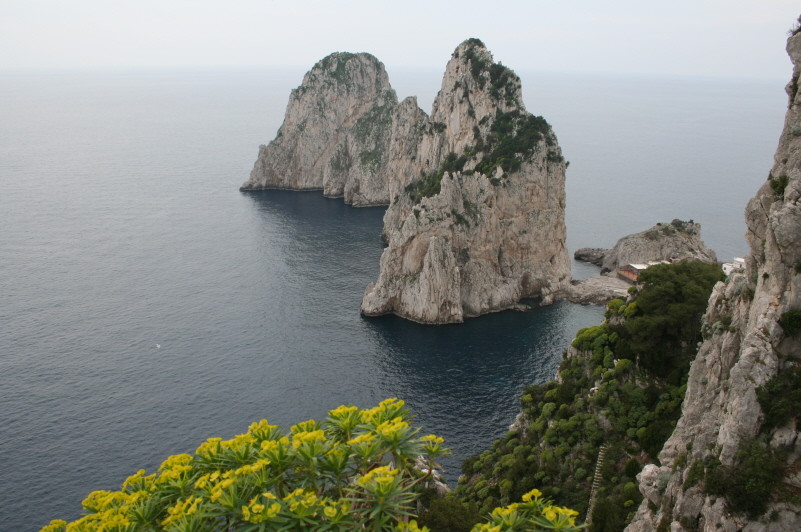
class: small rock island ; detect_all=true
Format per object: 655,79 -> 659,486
565,219 -> 719,305
244,39 -> 571,324
574,219 -> 718,274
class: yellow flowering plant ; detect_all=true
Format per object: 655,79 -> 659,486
471,489 -> 585,531
41,401 -> 582,531
41,399 -> 447,531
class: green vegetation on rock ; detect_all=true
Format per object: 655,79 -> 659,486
703,438 -> 786,519
769,172 -> 789,198
319,52 -> 359,84
757,366 -> 801,430
474,111 -> 553,176
428,262 -> 724,532
404,109 -> 556,205
402,40 -> 558,206
779,309 -> 801,337
405,152 -> 468,203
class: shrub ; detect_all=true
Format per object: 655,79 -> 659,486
769,173 -> 789,198
757,366 -> 801,430
621,261 -> 724,378
473,111 -> 551,176
683,460 -> 704,489
779,309 -> 801,337
405,152 -> 468,203
419,496 -> 481,532
703,439 -> 785,519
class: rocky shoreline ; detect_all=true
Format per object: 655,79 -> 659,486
558,274 -> 630,305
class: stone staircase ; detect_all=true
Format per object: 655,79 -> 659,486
585,443 -> 608,525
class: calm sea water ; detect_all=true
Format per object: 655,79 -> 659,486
0,67 -> 786,529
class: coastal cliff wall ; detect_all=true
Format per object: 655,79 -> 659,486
626,28 -> 801,532
360,40 -> 570,323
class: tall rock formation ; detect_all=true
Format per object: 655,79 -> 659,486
360,39 -> 570,323
242,39 -> 570,324
241,52 -> 399,205
626,26 -> 801,532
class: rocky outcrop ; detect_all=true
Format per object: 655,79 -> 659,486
241,52 -> 400,205
593,219 -> 718,273
573,248 -> 607,267
560,275 -> 630,305
360,39 -> 570,323
626,26 -> 801,532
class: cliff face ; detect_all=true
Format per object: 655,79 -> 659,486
627,29 -> 801,532
241,52 -> 399,205
360,40 -> 570,323
588,219 -> 718,274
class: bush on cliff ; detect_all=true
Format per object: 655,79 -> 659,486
615,261 -> 725,382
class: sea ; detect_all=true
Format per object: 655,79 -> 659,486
0,66 -> 787,529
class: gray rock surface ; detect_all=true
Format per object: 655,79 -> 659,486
560,275 -> 630,305
626,27 -> 801,532
573,247 -> 608,266
600,219 -> 718,273
241,52 -> 400,205
360,40 -> 570,323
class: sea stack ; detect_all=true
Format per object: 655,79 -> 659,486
626,25 -> 801,531
241,52 -> 399,206
360,39 -> 570,323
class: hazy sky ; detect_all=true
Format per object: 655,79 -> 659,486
1,1 -> 799,79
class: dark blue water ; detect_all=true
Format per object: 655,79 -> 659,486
0,68 -> 785,529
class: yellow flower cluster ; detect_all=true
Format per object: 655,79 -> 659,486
521,488 -> 542,501
291,428 -> 327,448
375,417 -> 410,438
329,404 -> 359,418
247,419 -> 279,438
241,497 -> 281,524
360,397 -> 407,423
542,504 -> 580,525
357,465 -> 398,487
471,488 -> 584,531
396,520 -> 428,531
41,399 -> 453,532
161,495 -> 203,527
348,432 -> 377,446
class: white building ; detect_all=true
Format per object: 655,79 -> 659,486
722,257 -> 746,276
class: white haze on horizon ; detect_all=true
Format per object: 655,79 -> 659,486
1,0 -> 799,81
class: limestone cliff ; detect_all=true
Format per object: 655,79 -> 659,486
574,219 -> 717,274
626,27 -> 801,532
241,52 -> 399,205
360,39 -> 570,323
